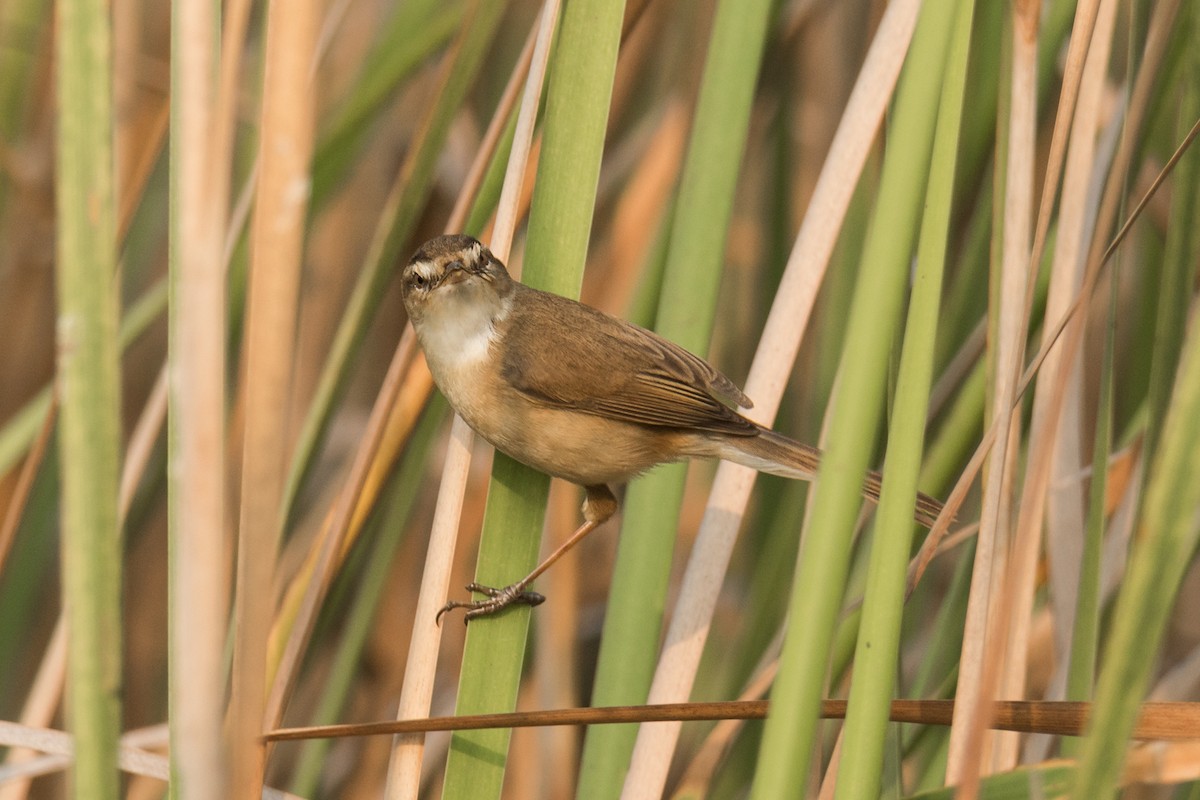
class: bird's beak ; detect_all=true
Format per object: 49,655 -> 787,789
441,262 -> 470,287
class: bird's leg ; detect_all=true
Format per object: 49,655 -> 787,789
437,484 -> 618,624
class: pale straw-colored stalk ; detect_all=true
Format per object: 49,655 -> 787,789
169,0 -> 232,794
228,0 -> 318,795
0,723 -> 309,799
994,0 -> 1116,769
944,0 -> 1038,790
0,618 -> 67,799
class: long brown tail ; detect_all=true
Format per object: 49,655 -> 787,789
706,428 -> 944,528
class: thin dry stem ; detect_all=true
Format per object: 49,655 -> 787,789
267,700 -> 1200,743
998,0 -> 1117,768
0,722 -> 169,783
1041,0 -> 1121,680
945,2 -> 1038,789
123,367 -> 168,516
0,618 -> 67,799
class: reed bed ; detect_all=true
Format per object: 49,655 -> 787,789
1,1 -> 1198,798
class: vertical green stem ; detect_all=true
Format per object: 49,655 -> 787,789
578,0 -> 774,794
441,1 -> 626,797
749,0 -> 939,793
1070,252 -> 1200,800
54,0 -> 122,795
1071,9 -> 1200,791
834,0 -> 968,795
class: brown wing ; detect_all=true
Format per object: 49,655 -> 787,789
501,286 -> 757,437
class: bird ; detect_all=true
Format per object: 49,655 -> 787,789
401,234 -> 943,621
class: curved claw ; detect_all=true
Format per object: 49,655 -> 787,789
435,582 -> 546,625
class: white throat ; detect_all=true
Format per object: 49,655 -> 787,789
418,285 -> 511,375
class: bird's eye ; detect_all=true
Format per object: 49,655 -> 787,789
411,273 -> 429,289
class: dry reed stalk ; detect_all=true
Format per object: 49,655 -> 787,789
945,0 -> 1039,791
228,0 -> 318,794
996,0 -> 1117,769
171,0 -> 232,793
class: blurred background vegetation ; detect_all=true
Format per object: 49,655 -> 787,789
1,0 -> 1199,797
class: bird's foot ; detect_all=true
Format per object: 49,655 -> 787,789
436,581 -> 545,625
